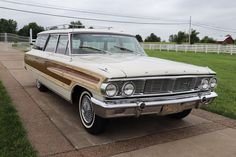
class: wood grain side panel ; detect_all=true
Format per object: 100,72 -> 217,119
24,54 -> 102,87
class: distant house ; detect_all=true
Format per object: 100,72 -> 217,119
216,35 -> 234,44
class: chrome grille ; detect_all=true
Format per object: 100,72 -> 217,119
144,79 -> 173,94
173,78 -> 197,92
111,76 -> 210,97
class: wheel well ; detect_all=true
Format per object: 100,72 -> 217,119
71,85 -> 91,104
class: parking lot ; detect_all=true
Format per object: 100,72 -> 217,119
1,43 -> 236,157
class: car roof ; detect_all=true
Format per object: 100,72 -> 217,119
38,29 -> 134,36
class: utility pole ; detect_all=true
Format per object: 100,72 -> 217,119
189,16 -> 192,45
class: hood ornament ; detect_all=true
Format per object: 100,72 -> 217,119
99,67 -> 109,73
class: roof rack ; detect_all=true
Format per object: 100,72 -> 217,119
46,24 -> 113,30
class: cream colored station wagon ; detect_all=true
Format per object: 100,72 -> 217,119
24,28 -> 218,134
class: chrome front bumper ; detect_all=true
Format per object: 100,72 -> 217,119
91,92 -> 218,118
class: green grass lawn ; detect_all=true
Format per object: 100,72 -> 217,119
12,43 -> 30,52
146,50 -> 236,119
0,81 -> 37,157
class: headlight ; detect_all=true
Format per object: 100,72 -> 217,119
105,83 -> 118,97
210,78 -> 217,89
122,82 -> 135,96
200,79 -> 210,90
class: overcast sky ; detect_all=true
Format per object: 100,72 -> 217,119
0,0 -> 235,40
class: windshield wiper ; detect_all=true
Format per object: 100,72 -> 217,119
114,46 -> 134,52
79,46 -> 110,54
114,46 -> 143,55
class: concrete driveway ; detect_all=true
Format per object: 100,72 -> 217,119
0,43 -> 236,157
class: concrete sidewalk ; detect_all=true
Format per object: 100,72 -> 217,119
0,43 -> 236,157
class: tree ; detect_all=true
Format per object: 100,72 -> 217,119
69,21 -> 85,28
169,31 -> 187,44
145,33 -> 161,42
200,36 -> 216,43
169,29 -> 200,44
169,34 -> 177,42
189,29 -> 200,44
135,34 -> 143,42
0,18 -> 17,33
18,22 -> 44,39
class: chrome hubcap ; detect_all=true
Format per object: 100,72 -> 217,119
81,95 -> 94,124
36,80 -> 41,88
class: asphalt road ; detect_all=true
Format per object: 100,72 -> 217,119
0,43 -> 236,157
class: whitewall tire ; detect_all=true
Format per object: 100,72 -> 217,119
78,91 -> 107,134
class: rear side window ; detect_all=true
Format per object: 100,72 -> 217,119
45,35 -> 58,52
56,35 -> 69,55
34,34 -> 48,50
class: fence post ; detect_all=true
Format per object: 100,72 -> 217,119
185,45 -> 187,53
4,33 -> 7,42
29,28 -> 33,43
175,45 -> 178,52
195,45 -> 197,53
217,45 -> 220,54
205,45 -> 208,53
159,44 -> 162,51
230,45 -> 233,55
167,44 -> 170,52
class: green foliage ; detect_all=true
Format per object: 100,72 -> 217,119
69,21 -> 85,28
0,81 -> 37,157
169,31 -> 187,44
145,33 -> 161,42
190,30 -> 200,44
200,36 -> 216,43
0,18 -> 17,33
135,34 -> 143,42
147,50 -> 236,119
169,29 -> 200,44
18,22 -> 44,39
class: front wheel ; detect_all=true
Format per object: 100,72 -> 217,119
167,109 -> 192,119
78,91 -> 107,134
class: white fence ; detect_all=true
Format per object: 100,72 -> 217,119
141,43 -> 236,55
0,33 -> 30,43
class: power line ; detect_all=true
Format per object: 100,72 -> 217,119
0,0 -> 187,23
192,24 -> 236,34
0,6 -> 189,25
193,22 -> 236,31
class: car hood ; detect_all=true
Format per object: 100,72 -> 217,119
75,54 -> 215,78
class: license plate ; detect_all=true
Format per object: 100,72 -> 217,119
162,103 -> 195,114
162,104 -> 179,113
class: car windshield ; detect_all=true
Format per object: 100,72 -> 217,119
71,33 -> 146,55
